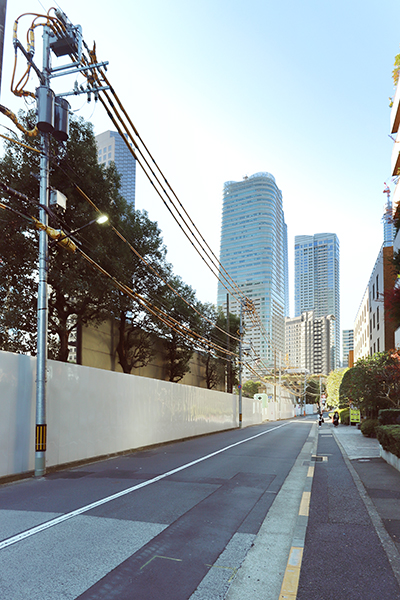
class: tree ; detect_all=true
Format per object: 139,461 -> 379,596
305,378 -> 321,405
0,113 -> 170,366
104,208 -> 170,374
326,368 -> 348,408
242,380 -> 261,398
393,51 -> 400,87
153,275 -> 202,382
339,352 -> 400,417
198,305 -> 240,390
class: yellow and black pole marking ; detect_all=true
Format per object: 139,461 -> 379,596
35,424 -> 47,452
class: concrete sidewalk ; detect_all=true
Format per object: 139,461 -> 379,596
225,419 -> 400,599
331,422 -> 400,590
331,422 -> 381,459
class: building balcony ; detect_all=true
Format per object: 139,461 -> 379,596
391,130 -> 400,176
390,80 -> 400,134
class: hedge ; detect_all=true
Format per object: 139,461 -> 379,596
339,408 -> 349,425
376,425 -> 400,459
378,409 -> 400,426
360,418 -> 379,438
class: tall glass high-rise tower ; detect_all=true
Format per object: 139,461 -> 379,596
294,233 -> 340,371
217,172 -> 288,370
95,131 -> 136,207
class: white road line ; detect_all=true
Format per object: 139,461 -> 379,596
0,423 -> 289,551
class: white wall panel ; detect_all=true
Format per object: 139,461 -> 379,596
0,351 -> 276,478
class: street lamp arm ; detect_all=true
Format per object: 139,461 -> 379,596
32,216 -> 77,253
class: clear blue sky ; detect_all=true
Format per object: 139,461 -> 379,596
3,0 -> 400,333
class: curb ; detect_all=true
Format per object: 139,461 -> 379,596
225,421 -> 318,600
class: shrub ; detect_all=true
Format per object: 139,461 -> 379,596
360,418 -> 379,438
378,409 -> 400,426
339,408 -> 349,425
376,425 -> 400,459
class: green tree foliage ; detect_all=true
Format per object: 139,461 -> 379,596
0,113 -> 170,368
339,351 -> 400,417
0,112 -> 236,387
393,51 -> 400,87
198,305 -> 239,390
385,249 -> 400,328
326,368 -> 348,408
305,378 -> 321,405
242,380 -> 261,398
153,275 -> 202,382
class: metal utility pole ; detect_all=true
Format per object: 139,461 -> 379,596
35,26 -> 52,477
8,9 -> 110,476
279,351 -> 282,418
226,293 -> 231,393
238,300 -> 243,428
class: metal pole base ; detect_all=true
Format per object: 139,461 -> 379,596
35,452 -> 46,477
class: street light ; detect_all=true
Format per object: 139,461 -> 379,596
48,213 -> 109,249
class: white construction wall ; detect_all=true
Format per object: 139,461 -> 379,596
0,350 -> 269,479
255,388 -> 297,421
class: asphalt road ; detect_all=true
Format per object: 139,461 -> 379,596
0,419 -> 313,600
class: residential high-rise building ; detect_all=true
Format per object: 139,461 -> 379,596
342,329 -> 354,368
217,172 -> 288,373
285,311 -> 335,376
354,288 -> 369,362
95,130 -> 136,207
294,233 -> 340,372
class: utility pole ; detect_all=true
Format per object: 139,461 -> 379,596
238,300 -> 243,428
35,26 -> 51,477
226,293 -> 231,393
11,9 -> 110,476
279,351 -> 282,419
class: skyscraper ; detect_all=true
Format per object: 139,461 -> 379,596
294,233 -> 340,371
285,311 -> 335,376
95,130 -> 136,207
217,172 -> 288,371
342,329 -> 354,367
